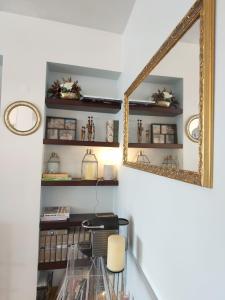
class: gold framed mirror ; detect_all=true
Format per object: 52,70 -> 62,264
4,101 -> 41,136
123,0 -> 215,187
186,115 -> 200,143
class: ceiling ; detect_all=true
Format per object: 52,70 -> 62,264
0,0 -> 135,34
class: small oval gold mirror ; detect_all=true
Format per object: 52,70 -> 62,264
186,115 -> 199,143
4,101 -> 41,135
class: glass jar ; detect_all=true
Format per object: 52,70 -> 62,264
81,149 -> 98,180
136,150 -> 150,165
47,152 -> 60,173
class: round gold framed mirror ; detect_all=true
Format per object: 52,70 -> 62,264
186,115 -> 199,143
4,101 -> 41,135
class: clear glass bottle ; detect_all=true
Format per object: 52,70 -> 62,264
136,150 -> 150,165
81,149 -> 98,180
47,152 -> 60,173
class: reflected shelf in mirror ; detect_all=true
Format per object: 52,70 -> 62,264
123,0 -> 215,187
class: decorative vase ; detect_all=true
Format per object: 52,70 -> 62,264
81,149 -> 98,180
60,92 -> 79,100
156,100 -> 171,107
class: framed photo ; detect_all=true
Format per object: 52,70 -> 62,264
153,134 -> 165,144
46,116 -> 77,141
59,130 -> 75,140
47,117 -> 65,129
65,119 -> 76,130
152,124 -> 161,134
151,123 -> 177,144
167,125 -> 175,134
161,125 -> 168,134
166,134 -> 175,144
47,129 -> 58,140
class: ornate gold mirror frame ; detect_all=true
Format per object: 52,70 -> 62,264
123,0 -> 215,187
4,101 -> 41,136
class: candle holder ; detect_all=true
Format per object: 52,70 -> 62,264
81,149 -> 98,180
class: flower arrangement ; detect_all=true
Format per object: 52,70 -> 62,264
48,77 -> 82,100
152,88 -> 178,107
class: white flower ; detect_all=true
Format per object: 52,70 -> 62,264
163,91 -> 173,99
60,82 -> 74,91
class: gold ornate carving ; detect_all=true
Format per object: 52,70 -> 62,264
123,0 -> 215,187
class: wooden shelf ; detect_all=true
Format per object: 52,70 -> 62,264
129,103 -> 183,116
43,139 -> 119,147
40,213 -> 96,230
128,143 -> 183,149
41,179 -> 119,187
38,258 -> 90,270
46,97 -> 122,114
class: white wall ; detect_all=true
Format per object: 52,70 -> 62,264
0,57 -> 2,109
0,12 -> 121,300
116,1 -> 225,300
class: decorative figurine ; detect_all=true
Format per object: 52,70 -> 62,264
137,120 -> 144,143
86,116 -> 95,141
145,129 -> 150,143
81,126 -> 86,141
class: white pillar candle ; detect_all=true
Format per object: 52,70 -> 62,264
107,235 -> 125,273
103,165 -> 115,180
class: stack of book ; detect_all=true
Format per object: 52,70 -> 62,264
41,206 -> 70,221
42,173 -> 72,181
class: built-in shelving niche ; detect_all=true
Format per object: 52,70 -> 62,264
39,62 -> 122,286
42,61 -> 121,197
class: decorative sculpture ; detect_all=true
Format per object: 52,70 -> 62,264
137,120 -> 144,143
86,116 -> 95,141
81,126 -> 86,141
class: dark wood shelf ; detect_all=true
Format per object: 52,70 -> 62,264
129,103 -> 183,116
40,213 -> 96,230
46,97 -> 122,114
41,179 -> 119,187
43,139 -> 119,147
38,258 -> 90,270
128,143 -> 183,149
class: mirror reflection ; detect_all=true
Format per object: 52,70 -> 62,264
186,115 -> 199,143
4,101 -> 41,135
9,105 -> 37,132
128,19 -> 200,173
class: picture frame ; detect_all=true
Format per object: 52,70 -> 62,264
47,117 -> 65,129
47,129 -> 58,140
151,124 -> 177,144
166,134 -> 175,144
65,119 -> 76,130
45,116 -> 77,141
59,130 -> 75,140
152,124 -> 161,134
153,134 -> 165,144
